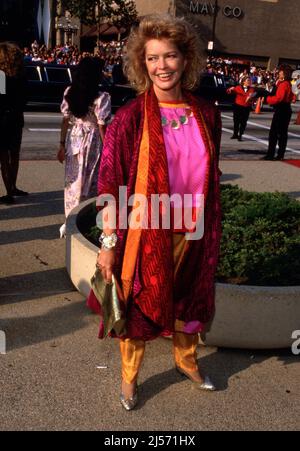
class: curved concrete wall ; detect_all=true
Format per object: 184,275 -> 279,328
66,199 -> 300,349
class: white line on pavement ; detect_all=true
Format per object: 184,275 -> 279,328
222,113 -> 300,139
25,114 -> 62,119
28,128 -> 60,132
222,126 -> 300,154
0,290 -> 75,297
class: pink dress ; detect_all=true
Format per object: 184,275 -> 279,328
159,101 -> 208,232
61,88 -> 111,217
159,101 -> 209,333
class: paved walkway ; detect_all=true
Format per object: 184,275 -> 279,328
0,159 -> 299,431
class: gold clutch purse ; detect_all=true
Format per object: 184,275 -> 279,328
91,269 -> 127,338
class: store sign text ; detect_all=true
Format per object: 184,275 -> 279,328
190,2 -> 243,18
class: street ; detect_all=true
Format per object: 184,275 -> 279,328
220,104 -> 300,160
22,112 -> 62,160
22,103 -> 300,161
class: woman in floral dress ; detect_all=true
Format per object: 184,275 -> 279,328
57,57 -> 111,233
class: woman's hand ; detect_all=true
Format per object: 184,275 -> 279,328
96,248 -> 116,284
57,144 -> 65,163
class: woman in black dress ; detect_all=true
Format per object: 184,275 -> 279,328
0,42 -> 27,205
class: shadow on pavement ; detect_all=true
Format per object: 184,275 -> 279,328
236,149 -> 266,156
136,346 -> 296,408
0,299 -> 92,352
220,149 -> 266,160
0,191 -> 64,221
0,223 -> 63,245
220,173 -> 242,182
0,268 -> 74,305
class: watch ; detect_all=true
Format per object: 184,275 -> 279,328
99,232 -> 118,250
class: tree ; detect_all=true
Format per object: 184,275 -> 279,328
61,0 -> 138,44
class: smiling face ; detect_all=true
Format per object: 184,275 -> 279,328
145,38 -> 187,100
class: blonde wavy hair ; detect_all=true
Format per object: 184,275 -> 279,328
123,15 -> 203,93
0,42 -> 24,77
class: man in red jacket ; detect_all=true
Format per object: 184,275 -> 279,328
262,67 -> 296,160
227,76 -> 255,141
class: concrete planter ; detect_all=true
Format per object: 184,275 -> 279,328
66,199 -> 300,349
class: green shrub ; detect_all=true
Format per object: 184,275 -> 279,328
81,202 -> 100,245
82,185 -> 300,286
217,185 -> 300,286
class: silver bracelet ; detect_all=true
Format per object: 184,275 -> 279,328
99,232 -> 118,250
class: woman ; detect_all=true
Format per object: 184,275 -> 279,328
263,66 -> 295,160
92,15 -> 222,410
57,57 -> 111,233
227,76 -> 255,141
0,42 -> 27,205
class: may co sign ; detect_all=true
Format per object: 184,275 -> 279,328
0,70 -> 6,94
190,1 -> 243,18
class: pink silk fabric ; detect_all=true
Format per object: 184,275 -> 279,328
160,103 -> 208,209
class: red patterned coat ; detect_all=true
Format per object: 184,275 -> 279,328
96,89 -> 222,339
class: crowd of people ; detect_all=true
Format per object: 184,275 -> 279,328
23,39 -> 126,83
23,40 -> 300,95
206,55 -> 300,99
24,41 -> 278,85
206,55 -> 279,90
206,56 -> 298,152
24,39 -> 126,64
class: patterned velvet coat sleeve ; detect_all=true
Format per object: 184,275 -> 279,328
98,109 -> 131,201
97,97 -> 144,278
